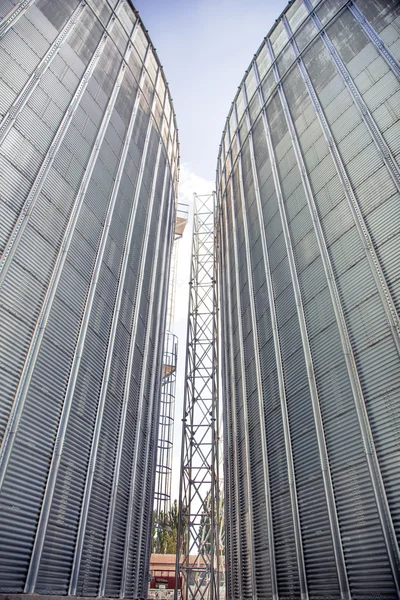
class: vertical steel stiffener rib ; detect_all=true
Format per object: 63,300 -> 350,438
347,1 -> 400,80
264,41 -> 352,596
24,39 -> 140,594
175,194 -> 221,600
219,195 -> 243,600
217,0 -> 400,597
0,1 -> 86,144
303,0 -> 400,194
227,160 -> 258,600
280,14 -> 400,357
0,41 -> 132,491
0,0 -> 36,39
261,37 -> 347,600
280,16 -> 400,592
71,135 -> 162,597
132,184 -> 175,598
0,14 -> 114,285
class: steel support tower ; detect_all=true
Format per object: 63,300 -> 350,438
175,193 -> 222,600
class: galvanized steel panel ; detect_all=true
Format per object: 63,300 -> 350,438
217,0 -> 400,596
0,0 -> 177,595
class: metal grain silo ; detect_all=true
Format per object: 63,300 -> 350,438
217,0 -> 400,597
0,0 -> 178,596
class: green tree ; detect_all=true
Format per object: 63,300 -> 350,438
152,500 -> 186,554
198,491 -> 225,557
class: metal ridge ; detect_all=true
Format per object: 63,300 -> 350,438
126,0 -> 180,164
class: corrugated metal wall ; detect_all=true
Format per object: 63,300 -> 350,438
0,0 -> 178,596
217,0 -> 400,598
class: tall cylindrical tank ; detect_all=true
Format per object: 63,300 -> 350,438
0,0 -> 178,597
217,0 -> 400,598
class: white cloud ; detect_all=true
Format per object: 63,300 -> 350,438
178,163 -> 216,200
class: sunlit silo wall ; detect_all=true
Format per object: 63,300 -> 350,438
0,0 -> 178,596
217,0 -> 400,598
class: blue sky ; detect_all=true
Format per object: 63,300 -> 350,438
133,0 -> 290,496
134,0 -> 289,180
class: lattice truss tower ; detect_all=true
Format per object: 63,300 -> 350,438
175,193 -> 223,600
